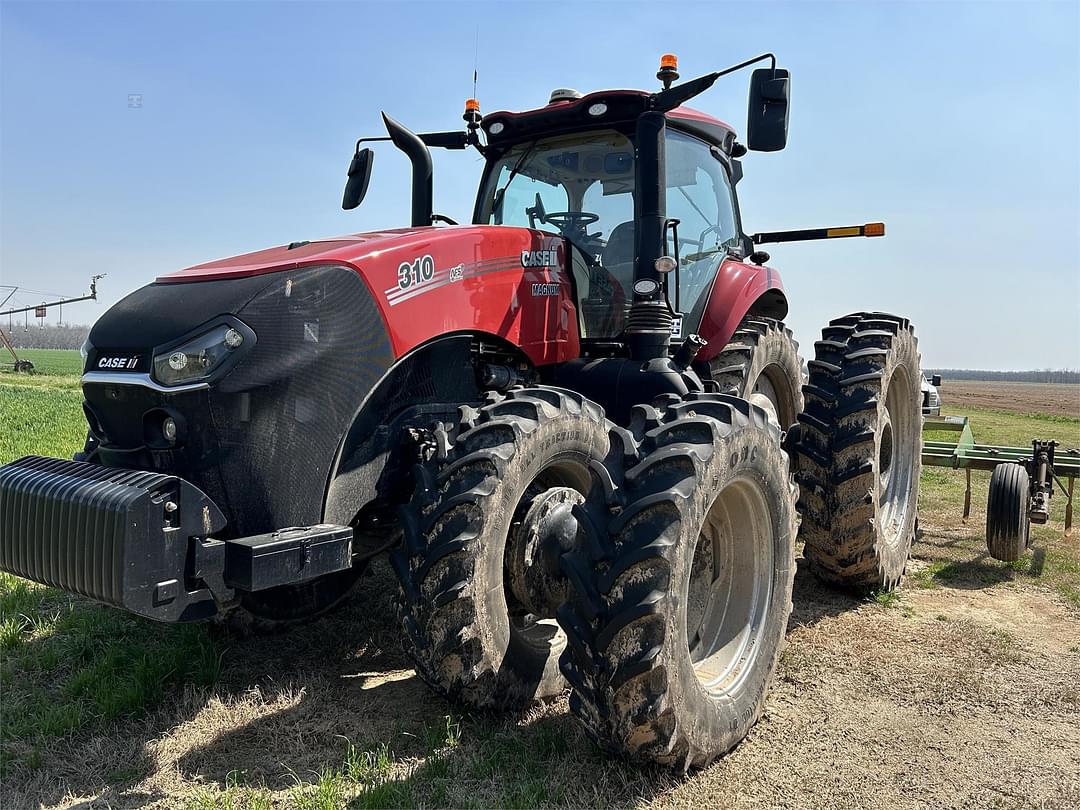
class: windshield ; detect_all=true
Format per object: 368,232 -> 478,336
475,127 -> 742,340
477,129 -> 636,337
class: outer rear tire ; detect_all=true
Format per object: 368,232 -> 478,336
792,312 -> 922,592
558,394 -> 797,769
392,387 -> 613,710
709,317 -> 803,430
986,463 -> 1030,561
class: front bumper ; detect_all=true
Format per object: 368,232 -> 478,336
0,456 -> 353,622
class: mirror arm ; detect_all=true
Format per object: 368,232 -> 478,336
353,130 -> 484,154
650,53 -> 777,111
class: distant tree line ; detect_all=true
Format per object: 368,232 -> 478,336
926,368 -> 1080,384
4,324 -> 91,350
4,325 -> 1078,384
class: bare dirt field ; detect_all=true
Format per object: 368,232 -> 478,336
941,381 -> 1080,420
6,535 -> 1080,809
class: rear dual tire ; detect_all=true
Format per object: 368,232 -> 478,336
792,313 -> 922,592
709,317 -> 803,430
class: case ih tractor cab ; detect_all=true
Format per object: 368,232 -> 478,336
0,54 -> 922,768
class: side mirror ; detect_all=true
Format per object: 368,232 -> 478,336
342,148 -> 375,210
931,374 -> 942,387
746,68 -> 790,152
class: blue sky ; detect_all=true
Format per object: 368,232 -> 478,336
1,0 -> 1077,370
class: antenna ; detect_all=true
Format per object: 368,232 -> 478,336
472,26 -> 479,100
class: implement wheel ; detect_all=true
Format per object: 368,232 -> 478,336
709,317 -> 803,430
986,463 -> 1030,561
559,394 -> 796,769
393,387 -> 613,710
792,312 -> 922,592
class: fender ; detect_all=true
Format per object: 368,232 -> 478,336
322,331 -> 532,540
695,258 -> 788,361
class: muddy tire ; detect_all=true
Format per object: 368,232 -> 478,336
986,463 -> 1030,562
792,312 -> 922,592
709,317 -> 803,430
223,567 -> 367,634
558,394 -> 797,769
392,387 -> 613,710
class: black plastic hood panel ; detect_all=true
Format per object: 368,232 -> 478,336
82,264 -> 395,537
88,274 -> 276,356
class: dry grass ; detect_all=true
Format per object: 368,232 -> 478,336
4,540 -> 1078,810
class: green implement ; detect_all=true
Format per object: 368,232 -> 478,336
922,415 -> 1077,536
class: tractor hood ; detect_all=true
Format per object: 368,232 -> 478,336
156,227 -> 442,284
96,224 -> 574,368
83,222 -> 573,536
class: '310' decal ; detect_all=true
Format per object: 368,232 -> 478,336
397,255 -> 435,290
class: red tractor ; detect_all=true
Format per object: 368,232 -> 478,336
0,54 -> 922,768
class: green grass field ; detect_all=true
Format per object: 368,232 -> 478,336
0,350 -> 226,778
0,353 -> 1078,806
1,348 -> 84,378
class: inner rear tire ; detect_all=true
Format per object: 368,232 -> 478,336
558,394 -> 797,769
392,387 -> 613,710
986,463 -> 1030,562
708,317 -> 803,431
792,312 -> 922,592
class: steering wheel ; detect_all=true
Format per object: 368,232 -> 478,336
544,211 -> 600,234
694,224 -> 726,253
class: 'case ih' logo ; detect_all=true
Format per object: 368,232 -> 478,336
521,249 -> 558,268
97,356 -> 140,370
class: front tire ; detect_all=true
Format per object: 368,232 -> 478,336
227,567 -> 367,633
392,387 -> 613,710
559,394 -> 797,769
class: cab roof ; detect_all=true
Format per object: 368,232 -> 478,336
481,88 -> 737,153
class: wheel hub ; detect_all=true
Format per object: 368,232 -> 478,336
879,409 -> 894,488
506,487 -> 583,618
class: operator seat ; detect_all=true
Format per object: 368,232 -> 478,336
600,221 -> 636,301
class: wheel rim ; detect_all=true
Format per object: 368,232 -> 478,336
504,459 -> 592,654
879,367 -> 916,547
751,365 -> 796,429
685,475 -> 775,697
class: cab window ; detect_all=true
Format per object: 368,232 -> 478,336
477,130 -> 637,338
664,129 -> 741,317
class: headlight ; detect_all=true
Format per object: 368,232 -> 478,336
152,323 -> 249,386
79,338 -> 91,362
